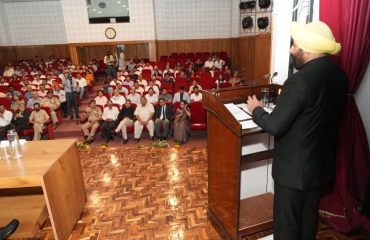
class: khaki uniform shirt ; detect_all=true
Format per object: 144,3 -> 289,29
86,107 -> 102,122
29,109 -> 49,124
41,97 -> 60,111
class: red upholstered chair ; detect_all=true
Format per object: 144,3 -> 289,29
0,86 -> 9,93
189,101 -> 207,131
160,82 -> 174,93
173,102 -> 181,114
141,69 -> 152,78
0,98 -> 11,109
160,56 -> 168,62
174,82 -> 188,93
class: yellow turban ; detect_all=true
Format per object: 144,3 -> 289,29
290,21 -> 341,55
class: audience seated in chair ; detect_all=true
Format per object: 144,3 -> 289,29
173,87 -> 190,104
188,80 -> 203,93
100,100 -> 119,143
127,87 -> 141,105
0,104 -> 13,139
111,90 -> 126,107
229,71 -> 241,87
29,103 -> 50,141
137,75 -> 148,87
0,77 -> 9,86
145,80 -> 160,94
95,90 -> 108,106
133,81 -> 144,95
6,85 -> 21,99
190,86 -> 202,102
173,100 -> 191,144
41,90 -> 60,129
116,82 -> 129,95
145,88 -> 158,104
10,95 -> 25,111
26,91 -> 42,108
101,81 -> 113,97
113,99 -> 135,144
154,98 -> 173,140
159,88 -> 172,104
134,96 -> 155,142
82,100 -> 102,144
11,103 -> 30,137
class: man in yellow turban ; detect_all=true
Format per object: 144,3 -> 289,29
247,21 -> 348,240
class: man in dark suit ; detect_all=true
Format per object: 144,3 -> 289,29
247,21 -> 348,240
154,98 -> 173,140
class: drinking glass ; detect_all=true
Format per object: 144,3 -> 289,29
0,145 -> 11,160
261,88 -> 270,106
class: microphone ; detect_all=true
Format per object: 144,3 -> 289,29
270,72 -> 278,84
264,73 -> 271,80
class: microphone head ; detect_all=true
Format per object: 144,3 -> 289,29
272,72 -> 278,77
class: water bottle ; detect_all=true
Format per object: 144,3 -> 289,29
7,129 -> 23,159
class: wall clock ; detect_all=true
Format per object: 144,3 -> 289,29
105,27 -> 116,39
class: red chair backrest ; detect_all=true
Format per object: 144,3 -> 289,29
0,97 -> 11,110
189,101 -> 206,124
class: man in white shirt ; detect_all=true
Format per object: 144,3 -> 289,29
204,57 -> 214,69
109,77 -> 121,87
133,81 -> 144,95
145,88 -> 158,104
127,87 -> 141,105
0,77 -> 9,86
75,74 -> 87,100
173,87 -> 190,104
190,86 -> 203,102
111,90 -> 126,107
142,62 -> 153,73
145,81 -> 160,95
188,80 -> 203,93
137,75 -> 148,87
54,85 -> 68,118
100,100 -> 119,143
0,104 -> 13,139
162,66 -> 174,77
116,82 -> 129,95
32,75 -> 43,85
134,96 -> 155,142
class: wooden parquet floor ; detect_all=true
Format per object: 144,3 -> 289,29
34,145 -> 369,240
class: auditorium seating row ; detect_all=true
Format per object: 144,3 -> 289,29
85,101 -> 207,137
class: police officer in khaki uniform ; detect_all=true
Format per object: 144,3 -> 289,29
82,100 -> 102,144
29,103 -> 50,141
41,90 -> 60,129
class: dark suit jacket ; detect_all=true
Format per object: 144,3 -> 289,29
155,105 -> 173,120
252,56 -> 348,190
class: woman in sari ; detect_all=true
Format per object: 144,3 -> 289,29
173,100 -> 191,144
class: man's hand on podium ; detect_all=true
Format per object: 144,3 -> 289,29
247,95 -> 264,114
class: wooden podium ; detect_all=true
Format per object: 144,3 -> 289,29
202,84 -> 281,240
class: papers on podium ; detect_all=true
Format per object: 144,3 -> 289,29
224,103 -> 276,130
224,103 -> 251,121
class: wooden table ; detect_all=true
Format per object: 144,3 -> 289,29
0,139 -> 86,240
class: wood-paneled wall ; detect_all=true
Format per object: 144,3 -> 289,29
0,44 -> 70,72
237,34 -> 272,84
156,38 -> 234,60
76,43 -> 149,64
